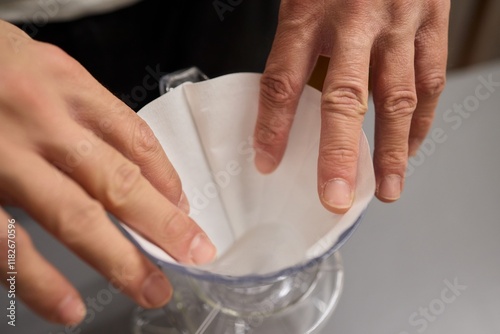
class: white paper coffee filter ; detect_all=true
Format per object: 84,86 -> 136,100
120,73 -> 375,276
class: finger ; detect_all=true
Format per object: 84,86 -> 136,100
371,33 -> 418,202
318,32 -> 373,213
409,3 -> 449,155
254,9 -> 320,173
87,100 -> 185,210
0,208 -> 85,325
46,51 -> 186,211
43,122 -> 215,265
1,146 -> 173,309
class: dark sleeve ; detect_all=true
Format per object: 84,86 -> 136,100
18,0 -> 280,110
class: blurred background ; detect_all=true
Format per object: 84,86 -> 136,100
447,0 -> 500,69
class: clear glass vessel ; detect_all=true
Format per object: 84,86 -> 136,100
124,67 -> 366,334
130,251 -> 344,334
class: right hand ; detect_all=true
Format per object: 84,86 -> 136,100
0,20 -> 216,325
254,0 -> 449,212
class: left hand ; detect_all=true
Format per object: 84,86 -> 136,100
253,0 -> 450,213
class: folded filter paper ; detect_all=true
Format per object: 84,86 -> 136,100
121,73 -> 375,277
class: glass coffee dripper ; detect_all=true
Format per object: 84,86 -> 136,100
124,214 -> 365,334
121,68 -> 371,333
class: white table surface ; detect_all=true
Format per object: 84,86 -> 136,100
2,60 -> 500,334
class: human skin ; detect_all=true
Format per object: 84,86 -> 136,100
254,0 -> 450,213
0,20 -> 215,325
0,0 -> 450,325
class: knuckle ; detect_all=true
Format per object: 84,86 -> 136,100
322,86 -> 368,116
380,89 -> 417,118
37,42 -> 81,74
416,73 -> 446,99
375,149 -> 408,169
425,0 -> 451,16
0,73 -> 46,111
156,210 -> 191,246
277,5 -> 322,33
38,42 -> 67,59
255,115 -> 291,147
412,113 -> 435,130
130,120 -> 161,160
386,0 -> 416,21
105,163 -> 142,208
55,201 -> 104,244
161,166 -> 181,193
255,123 -> 278,146
260,71 -> 300,109
280,1 -> 316,17
345,0 -> 365,12
319,144 -> 358,170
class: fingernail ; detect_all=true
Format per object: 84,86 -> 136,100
178,191 -> 190,214
255,148 -> 277,174
322,178 -> 353,212
57,295 -> 86,325
377,174 -> 402,202
142,272 -> 172,307
189,233 -> 217,265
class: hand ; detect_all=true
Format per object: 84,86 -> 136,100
0,21 -> 215,325
254,0 -> 450,212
